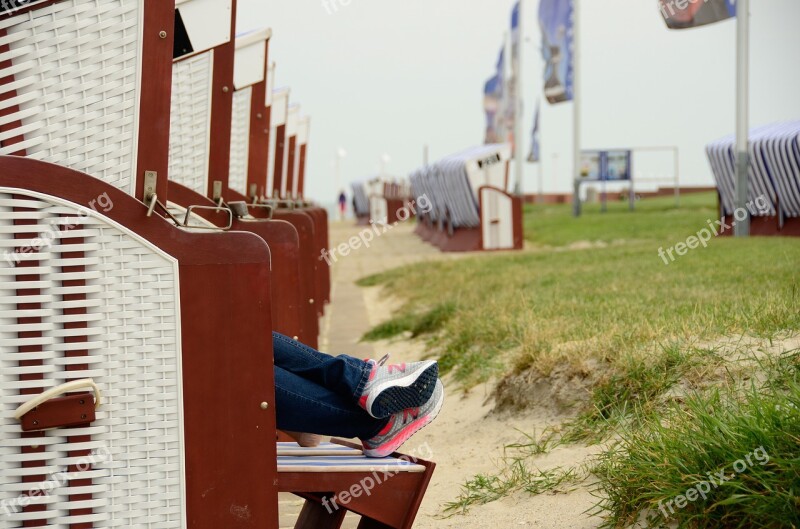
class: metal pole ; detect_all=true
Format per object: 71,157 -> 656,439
537,161 -> 544,204
734,0 -> 750,236
514,0 -> 525,197
674,147 -> 680,208
572,0 -> 581,217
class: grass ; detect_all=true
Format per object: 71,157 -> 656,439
443,428 -> 587,515
359,194 -> 800,387
594,355 -> 800,528
522,192 -> 717,247
357,192 -> 800,522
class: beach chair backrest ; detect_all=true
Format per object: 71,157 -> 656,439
169,0 -> 234,197
294,116 -> 310,199
0,0 -> 175,200
268,87 -> 290,198
228,28 -> 270,198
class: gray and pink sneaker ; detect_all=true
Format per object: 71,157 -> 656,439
358,354 -> 438,419
362,379 -> 444,458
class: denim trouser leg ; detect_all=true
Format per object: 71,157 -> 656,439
272,332 -> 372,400
275,366 -> 388,439
272,332 -> 387,439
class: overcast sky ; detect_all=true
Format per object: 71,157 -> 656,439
237,0 -> 800,202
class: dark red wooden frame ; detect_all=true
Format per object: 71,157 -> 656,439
0,156 -> 280,529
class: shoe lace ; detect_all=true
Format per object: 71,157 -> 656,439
376,353 -> 390,367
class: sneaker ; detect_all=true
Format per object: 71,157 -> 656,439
362,379 -> 444,458
359,354 -> 438,419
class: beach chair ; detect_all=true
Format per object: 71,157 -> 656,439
0,1 -> 279,527
411,144 -> 522,251
167,5 -> 311,343
706,124 -> 782,236
265,88 -> 324,329
761,122 -> 800,235
352,181 -> 371,225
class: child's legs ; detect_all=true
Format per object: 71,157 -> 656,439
273,332 -> 371,400
275,365 -> 387,439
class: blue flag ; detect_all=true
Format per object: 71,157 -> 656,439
484,48 -> 506,144
659,0 -> 736,29
539,0 -> 574,104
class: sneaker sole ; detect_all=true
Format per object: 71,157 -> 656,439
363,384 -> 445,458
366,360 -> 438,419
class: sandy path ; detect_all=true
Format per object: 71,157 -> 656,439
316,221 -> 605,529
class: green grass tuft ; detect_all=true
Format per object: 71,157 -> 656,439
594,367 -> 800,528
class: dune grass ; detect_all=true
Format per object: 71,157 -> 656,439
358,192 -> 800,522
359,193 -> 800,387
594,353 -> 800,528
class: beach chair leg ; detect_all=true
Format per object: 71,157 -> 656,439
294,498 -> 347,529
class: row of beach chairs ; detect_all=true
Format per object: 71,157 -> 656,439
352,177 -> 413,226
0,1 -> 434,528
707,121 -> 800,236
409,143 -> 523,252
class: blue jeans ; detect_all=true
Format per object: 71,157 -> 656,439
273,333 -> 389,440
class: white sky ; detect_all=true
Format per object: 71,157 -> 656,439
237,0 -> 800,202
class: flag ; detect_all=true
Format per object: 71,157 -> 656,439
659,0 -> 735,29
539,0 -> 574,104
484,48 -> 506,144
507,1 -> 520,150
528,102 -> 541,163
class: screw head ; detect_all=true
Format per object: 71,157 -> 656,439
159,30 -> 167,39
309,298 -> 315,305
260,402 -> 269,410
222,86 -> 230,93
257,113 -> 263,119
32,420 -> 39,426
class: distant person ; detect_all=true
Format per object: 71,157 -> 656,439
338,190 -> 347,220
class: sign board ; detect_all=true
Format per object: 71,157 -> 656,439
580,150 -> 632,181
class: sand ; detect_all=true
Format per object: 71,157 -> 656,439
318,221 -> 605,528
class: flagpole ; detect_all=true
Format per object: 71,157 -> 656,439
734,0 -> 749,237
514,0 -> 525,196
572,0 -> 581,217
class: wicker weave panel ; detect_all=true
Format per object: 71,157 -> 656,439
0,190 -> 184,528
0,1 -> 142,195
228,87 -> 252,197
169,52 -> 214,196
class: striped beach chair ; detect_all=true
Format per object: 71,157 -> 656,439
706,123 -> 796,236
0,1 -> 280,527
762,122 -> 800,234
411,144 -> 522,251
